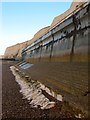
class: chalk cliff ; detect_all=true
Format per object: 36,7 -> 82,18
4,42 -> 27,58
4,1 -> 85,59
50,1 -> 84,29
4,26 -> 50,59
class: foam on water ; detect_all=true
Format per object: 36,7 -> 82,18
10,66 -> 62,110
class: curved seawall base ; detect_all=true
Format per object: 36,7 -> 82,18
17,61 -> 89,117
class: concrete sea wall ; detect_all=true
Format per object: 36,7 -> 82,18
20,2 -> 89,115
22,2 -> 90,62
4,1 -> 89,116
4,2 -> 90,62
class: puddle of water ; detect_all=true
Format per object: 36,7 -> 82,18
19,62 -> 33,69
19,62 -> 26,67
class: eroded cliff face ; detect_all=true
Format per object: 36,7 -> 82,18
4,26 -> 50,59
4,41 -> 28,58
4,1 -> 86,59
50,1 -> 83,29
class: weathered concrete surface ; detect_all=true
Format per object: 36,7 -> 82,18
50,1 -> 83,29
2,61 -> 85,119
4,1 -> 89,61
33,26 -> 50,41
4,26 -> 50,59
17,62 -> 88,116
23,2 -> 90,62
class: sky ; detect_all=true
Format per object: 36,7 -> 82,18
0,1 -> 73,55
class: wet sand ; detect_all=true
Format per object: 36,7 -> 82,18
2,61 -> 87,119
